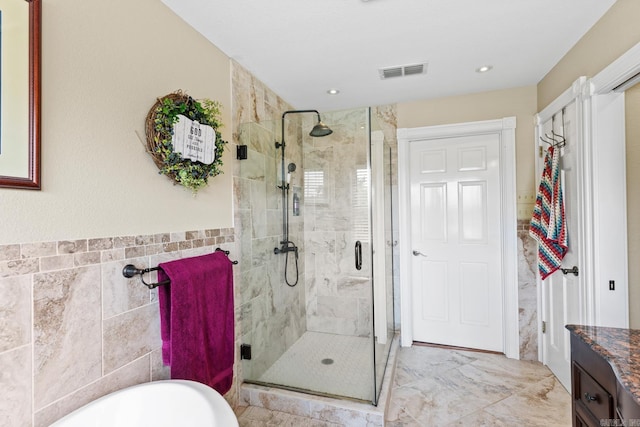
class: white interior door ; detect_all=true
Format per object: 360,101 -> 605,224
409,134 -> 503,352
539,103 -> 581,390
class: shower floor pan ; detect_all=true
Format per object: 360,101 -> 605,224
241,332 -> 398,426
259,332 -> 373,400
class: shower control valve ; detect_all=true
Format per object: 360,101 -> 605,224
274,244 -> 297,255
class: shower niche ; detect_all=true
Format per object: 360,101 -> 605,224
236,107 -> 396,405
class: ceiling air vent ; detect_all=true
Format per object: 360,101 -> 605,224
379,62 -> 428,80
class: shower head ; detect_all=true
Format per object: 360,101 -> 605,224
310,120 -> 333,137
281,110 -> 333,138
287,163 -> 296,173
310,116 -> 333,137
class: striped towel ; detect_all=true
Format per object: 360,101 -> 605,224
529,146 -> 568,279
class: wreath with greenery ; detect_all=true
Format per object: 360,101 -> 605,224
145,91 -> 227,193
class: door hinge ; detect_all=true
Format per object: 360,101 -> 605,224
542,321 -> 546,334
539,146 -> 544,157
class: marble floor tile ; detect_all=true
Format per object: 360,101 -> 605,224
482,375 -> 571,426
387,346 -> 571,427
238,344 -> 571,426
445,409 -> 511,427
392,345 -> 481,387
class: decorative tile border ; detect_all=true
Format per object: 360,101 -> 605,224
0,229 -> 234,277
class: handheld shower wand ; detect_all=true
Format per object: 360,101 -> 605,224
286,162 -> 296,184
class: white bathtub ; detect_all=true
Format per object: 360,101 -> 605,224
50,380 -> 239,427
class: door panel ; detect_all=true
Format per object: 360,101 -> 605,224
459,181 -> 487,242
421,260 -> 448,321
460,262 -> 489,326
421,183 -> 447,241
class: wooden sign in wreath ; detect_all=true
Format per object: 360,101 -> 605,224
145,91 -> 227,193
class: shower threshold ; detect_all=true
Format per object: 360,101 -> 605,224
243,381 -> 372,405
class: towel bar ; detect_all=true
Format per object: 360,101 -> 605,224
122,248 -> 237,289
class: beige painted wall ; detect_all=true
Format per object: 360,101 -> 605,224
626,84 -> 640,328
397,85 -> 538,219
0,0 -> 233,245
538,0 -> 640,110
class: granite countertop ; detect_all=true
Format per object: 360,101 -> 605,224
567,324 -> 640,406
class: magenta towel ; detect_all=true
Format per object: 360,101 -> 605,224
157,251 -> 234,394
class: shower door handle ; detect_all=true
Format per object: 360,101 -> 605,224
355,241 -> 362,270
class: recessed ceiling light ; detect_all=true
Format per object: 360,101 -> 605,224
327,89 -> 340,95
476,65 -> 493,73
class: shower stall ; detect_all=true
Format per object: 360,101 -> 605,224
236,107 -> 396,404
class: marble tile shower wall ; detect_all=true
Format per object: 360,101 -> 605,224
232,62 -> 306,381
0,229 -> 236,426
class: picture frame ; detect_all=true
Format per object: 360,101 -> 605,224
0,0 -> 41,190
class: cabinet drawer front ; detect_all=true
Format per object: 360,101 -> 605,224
574,362 -> 614,422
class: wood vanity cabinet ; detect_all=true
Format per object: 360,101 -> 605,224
570,332 -> 640,427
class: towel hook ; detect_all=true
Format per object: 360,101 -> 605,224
540,134 -> 556,146
556,107 -> 567,149
539,112 -> 566,149
549,130 -> 566,148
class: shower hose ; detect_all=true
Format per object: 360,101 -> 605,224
283,241 -> 299,287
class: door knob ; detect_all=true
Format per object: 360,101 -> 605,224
412,250 -> 427,257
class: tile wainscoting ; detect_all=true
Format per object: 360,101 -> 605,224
0,228 -> 238,426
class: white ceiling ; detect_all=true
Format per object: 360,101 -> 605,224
161,0 -> 617,112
